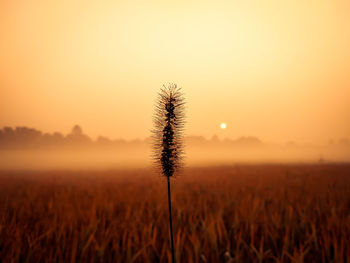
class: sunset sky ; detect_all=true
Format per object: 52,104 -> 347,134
1,0 -> 349,143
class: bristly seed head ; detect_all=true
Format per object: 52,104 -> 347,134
152,83 -> 185,177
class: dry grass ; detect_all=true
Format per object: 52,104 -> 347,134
0,164 -> 349,262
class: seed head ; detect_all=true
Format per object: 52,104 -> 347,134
152,83 -> 185,177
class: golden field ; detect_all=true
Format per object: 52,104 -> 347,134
0,164 -> 349,263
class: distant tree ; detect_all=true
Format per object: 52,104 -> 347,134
71,125 -> 83,136
40,132 -> 65,149
3,127 -> 14,137
66,125 -> 92,147
96,136 -> 113,148
53,132 -> 64,139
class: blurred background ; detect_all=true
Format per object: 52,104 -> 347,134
1,0 -> 349,168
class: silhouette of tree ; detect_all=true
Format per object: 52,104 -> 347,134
66,125 -> 92,147
71,125 -> 83,136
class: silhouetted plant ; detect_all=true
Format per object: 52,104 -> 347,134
153,83 -> 185,263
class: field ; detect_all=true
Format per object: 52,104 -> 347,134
0,164 -> 350,263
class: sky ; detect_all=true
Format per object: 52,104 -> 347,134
0,0 -> 349,143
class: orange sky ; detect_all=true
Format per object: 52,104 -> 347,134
0,0 -> 349,143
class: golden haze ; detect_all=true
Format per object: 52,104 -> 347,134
1,0 -> 349,143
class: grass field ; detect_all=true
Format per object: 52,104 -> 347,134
0,164 -> 349,262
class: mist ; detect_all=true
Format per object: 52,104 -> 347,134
1,128 -> 349,170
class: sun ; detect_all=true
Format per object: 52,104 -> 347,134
220,123 -> 227,129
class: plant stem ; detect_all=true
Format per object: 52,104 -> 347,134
167,176 -> 175,263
